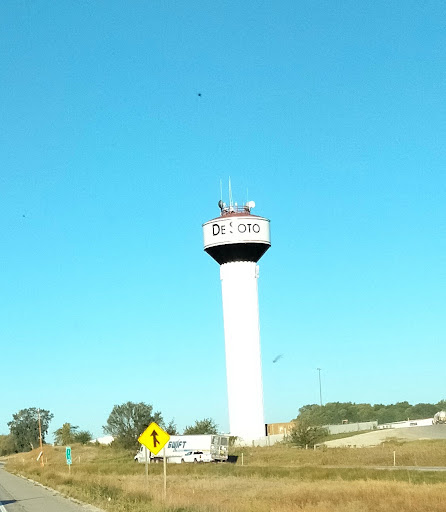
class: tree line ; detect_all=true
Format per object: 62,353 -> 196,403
0,401 -> 218,456
295,399 -> 446,426
4,399 -> 442,455
287,400 -> 446,449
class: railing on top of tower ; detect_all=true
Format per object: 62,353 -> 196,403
218,200 -> 256,217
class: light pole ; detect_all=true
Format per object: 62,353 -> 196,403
317,368 -> 323,406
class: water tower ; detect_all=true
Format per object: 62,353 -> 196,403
203,199 -> 271,440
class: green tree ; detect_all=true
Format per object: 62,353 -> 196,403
165,419 -> 179,435
8,408 -> 53,452
0,434 -> 16,456
183,418 -> 218,435
103,402 -> 163,449
74,430 -> 93,444
409,403 -> 438,420
435,399 -> 446,411
297,404 -> 326,425
54,423 -> 79,445
289,420 -> 327,448
295,400 -> 439,427
374,404 -> 396,424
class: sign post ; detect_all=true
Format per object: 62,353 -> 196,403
138,422 -> 170,499
163,447 -> 167,499
66,446 -> 72,473
144,446 -> 148,483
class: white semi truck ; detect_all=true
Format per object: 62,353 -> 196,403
135,434 -> 230,464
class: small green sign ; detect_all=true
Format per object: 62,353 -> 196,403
66,446 -> 72,465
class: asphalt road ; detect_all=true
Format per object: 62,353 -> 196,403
0,463 -> 102,512
324,425 -> 446,448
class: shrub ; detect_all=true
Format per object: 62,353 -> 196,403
289,420 -> 328,448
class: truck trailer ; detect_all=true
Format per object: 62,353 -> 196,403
433,411 -> 446,424
135,434 -> 230,464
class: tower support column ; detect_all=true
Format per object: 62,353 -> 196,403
220,261 -> 265,439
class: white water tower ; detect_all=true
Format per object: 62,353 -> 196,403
203,199 -> 271,440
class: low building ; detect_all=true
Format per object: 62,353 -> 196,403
266,422 -> 294,436
377,418 -> 433,429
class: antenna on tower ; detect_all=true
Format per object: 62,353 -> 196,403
229,177 -> 233,209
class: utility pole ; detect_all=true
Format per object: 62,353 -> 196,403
37,408 -> 44,467
317,368 -> 323,406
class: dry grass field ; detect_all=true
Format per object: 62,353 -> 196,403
4,440 -> 446,512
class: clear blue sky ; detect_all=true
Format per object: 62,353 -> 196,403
1,1 -> 445,440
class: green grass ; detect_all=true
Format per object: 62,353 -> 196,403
230,438 -> 446,467
322,429 -> 375,441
